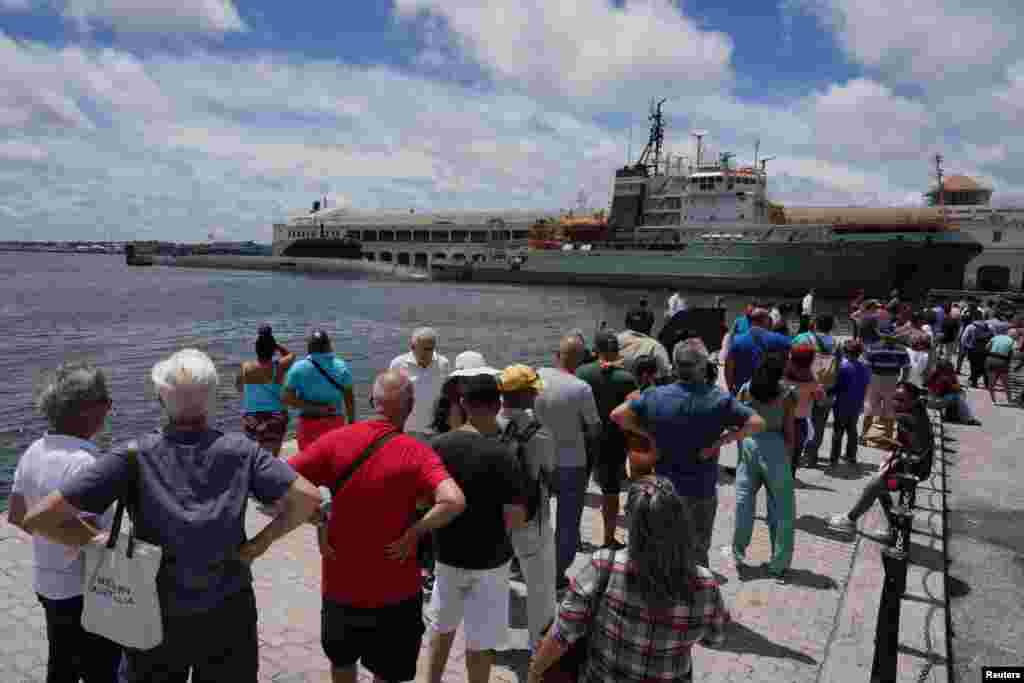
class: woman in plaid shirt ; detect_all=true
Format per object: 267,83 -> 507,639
528,476 -> 730,682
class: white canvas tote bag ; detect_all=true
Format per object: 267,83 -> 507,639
81,498 -> 163,650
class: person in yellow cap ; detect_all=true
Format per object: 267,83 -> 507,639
497,364 -> 556,652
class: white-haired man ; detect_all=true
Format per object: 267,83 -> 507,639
24,349 -> 322,682
289,369 -> 466,683
612,343 -> 765,568
8,363 -> 123,683
391,327 -> 451,440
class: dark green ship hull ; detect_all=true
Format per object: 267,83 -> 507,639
433,230 -> 982,297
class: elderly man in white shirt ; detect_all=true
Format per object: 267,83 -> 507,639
7,363 -> 123,683
390,326 -> 451,440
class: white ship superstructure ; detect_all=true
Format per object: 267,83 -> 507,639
273,204 -> 555,268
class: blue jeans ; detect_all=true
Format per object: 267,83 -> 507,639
555,466 -> 589,579
734,433 -> 795,575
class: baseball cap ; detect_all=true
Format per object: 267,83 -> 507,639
594,330 -> 620,353
499,364 -> 544,393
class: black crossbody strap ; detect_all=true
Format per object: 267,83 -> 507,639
309,357 -> 345,393
330,431 -> 400,496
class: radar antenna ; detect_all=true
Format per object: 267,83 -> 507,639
635,98 -> 668,175
691,129 -> 708,169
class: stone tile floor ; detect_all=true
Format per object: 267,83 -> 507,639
0,419 -> 951,682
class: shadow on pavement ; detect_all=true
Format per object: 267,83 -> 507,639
494,648 -> 530,682
737,563 -> 839,590
823,463 -> 878,480
907,541 -> 945,572
792,479 -> 837,492
704,620 -> 818,665
793,514 -> 857,542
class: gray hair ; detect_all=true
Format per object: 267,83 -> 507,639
151,349 -> 219,422
411,327 -> 438,346
626,476 -> 698,606
37,363 -> 109,429
673,343 -> 709,384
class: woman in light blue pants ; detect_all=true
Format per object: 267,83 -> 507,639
732,355 -> 797,580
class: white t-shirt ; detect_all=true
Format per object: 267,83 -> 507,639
389,351 -> 450,434
905,349 -> 932,389
802,293 -> 814,316
12,434 -> 114,600
665,294 -> 688,319
534,368 -> 601,469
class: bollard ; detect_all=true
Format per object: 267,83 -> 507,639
871,546 -> 909,682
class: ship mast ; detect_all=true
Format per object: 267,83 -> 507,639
934,154 -> 945,225
634,98 -> 667,175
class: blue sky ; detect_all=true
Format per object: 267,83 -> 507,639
1,0 -> 1023,242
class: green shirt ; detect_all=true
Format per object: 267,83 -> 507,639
988,334 -> 1016,358
575,361 -> 637,420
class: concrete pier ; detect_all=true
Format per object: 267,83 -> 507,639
2,389 -> 1017,682
135,253 -> 431,281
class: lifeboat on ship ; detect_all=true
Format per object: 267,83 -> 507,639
528,212 -> 610,249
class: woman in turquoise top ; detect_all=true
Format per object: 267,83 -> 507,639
236,325 -> 295,455
731,353 -> 797,582
985,333 -> 1016,404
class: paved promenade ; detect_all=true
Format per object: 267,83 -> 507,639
0,392 -> 998,682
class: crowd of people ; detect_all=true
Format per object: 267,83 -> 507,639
6,288 -> 1021,683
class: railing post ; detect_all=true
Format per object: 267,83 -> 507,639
871,546 -> 909,682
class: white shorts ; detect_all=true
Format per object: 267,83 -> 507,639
426,561 -> 511,651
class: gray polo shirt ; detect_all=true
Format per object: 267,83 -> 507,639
62,429 -> 297,616
534,368 -> 601,469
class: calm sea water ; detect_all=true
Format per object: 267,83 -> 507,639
0,252 -> 850,510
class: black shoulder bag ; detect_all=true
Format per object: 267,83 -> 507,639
330,431 -> 400,496
309,357 -> 346,394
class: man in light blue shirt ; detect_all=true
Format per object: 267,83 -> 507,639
283,330 -> 354,450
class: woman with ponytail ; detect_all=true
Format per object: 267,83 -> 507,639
237,325 -> 296,456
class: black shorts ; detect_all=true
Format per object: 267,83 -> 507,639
593,428 -> 627,495
321,593 -> 425,681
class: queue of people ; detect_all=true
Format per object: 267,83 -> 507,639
7,293 -> 1021,683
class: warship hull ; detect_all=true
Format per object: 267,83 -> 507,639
432,230 -> 982,297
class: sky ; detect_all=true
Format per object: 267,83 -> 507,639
1,0 -> 1023,243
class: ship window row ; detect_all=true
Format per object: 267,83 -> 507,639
287,228 -> 528,242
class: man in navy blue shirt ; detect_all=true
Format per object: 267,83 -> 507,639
612,343 -> 764,568
725,309 -> 792,395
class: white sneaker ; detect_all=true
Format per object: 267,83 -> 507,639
828,514 -> 855,532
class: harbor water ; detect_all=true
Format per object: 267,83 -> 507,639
0,252 -> 853,509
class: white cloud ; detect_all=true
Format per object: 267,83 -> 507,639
788,0 -> 1018,84
2,0 -> 246,34
3,13 -> 1024,244
0,140 -> 47,162
64,0 -> 247,34
394,0 -> 734,101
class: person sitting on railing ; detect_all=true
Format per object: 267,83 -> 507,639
926,360 -> 981,426
828,382 -> 934,537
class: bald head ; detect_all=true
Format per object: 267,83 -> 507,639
557,334 -> 585,372
372,369 -> 414,427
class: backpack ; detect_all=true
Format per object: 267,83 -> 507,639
500,419 -> 547,525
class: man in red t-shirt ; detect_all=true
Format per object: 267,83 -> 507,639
289,369 -> 466,683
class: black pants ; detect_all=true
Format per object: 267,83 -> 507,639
968,349 -> 990,387
37,594 -> 122,683
848,474 -> 894,526
831,413 -> 860,464
124,588 -> 259,683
